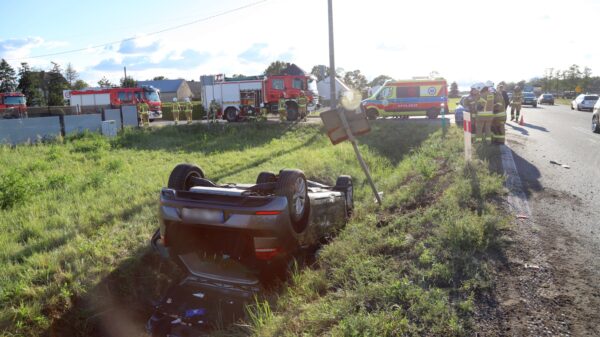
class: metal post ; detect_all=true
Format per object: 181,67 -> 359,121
328,0 -> 336,110
327,0 -> 380,205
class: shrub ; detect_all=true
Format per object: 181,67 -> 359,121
0,170 -> 31,210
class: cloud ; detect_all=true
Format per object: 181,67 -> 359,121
92,50 -> 210,72
0,37 -> 44,59
238,43 -> 269,62
118,39 -> 160,54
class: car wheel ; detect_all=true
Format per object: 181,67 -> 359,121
167,163 -> 205,191
571,104 -> 574,110
256,171 -> 277,184
577,105 -> 581,111
286,105 -> 299,121
593,115 -> 600,133
225,107 -> 238,122
426,108 -> 439,119
276,169 -> 309,231
366,109 -> 378,120
533,103 -> 537,108
335,175 -> 353,217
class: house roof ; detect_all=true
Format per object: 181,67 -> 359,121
137,79 -> 185,93
187,81 -> 202,95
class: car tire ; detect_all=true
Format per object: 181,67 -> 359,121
167,163 -> 205,191
286,105 -> 299,121
256,171 -> 277,184
426,108 -> 439,119
533,103 -> 537,108
593,115 -> 600,133
276,169 -> 309,231
366,109 -> 378,120
577,105 -> 581,111
571,104 -> 574,110
335,175 -> 353,217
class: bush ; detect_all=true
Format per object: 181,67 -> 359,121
0,170 -> 31,210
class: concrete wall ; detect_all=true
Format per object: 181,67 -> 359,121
104,109 -> 122,130
64,114 -> 102,135
0,117 -> 61,144
122,106 -> 138,127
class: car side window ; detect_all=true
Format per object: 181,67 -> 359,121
378,87 -> 392,99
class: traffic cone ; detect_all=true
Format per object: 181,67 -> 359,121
519,114 -> 524,126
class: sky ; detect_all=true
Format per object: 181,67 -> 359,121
2,0 -> 600,91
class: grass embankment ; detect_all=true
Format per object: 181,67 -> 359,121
555,98 -> 571,106
0,121 -> 505,336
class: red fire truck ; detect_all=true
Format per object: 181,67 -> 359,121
65,86 -> 162,120
0,92 -> 27,119
200,74 -> 317,122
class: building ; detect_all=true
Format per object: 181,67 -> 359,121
317,76 -> 351,102
186,81 -> 202,101
137,79 -> 193,102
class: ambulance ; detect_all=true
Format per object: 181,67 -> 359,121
361,78 -> 448,119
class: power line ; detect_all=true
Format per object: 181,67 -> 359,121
7,0 -> 268,62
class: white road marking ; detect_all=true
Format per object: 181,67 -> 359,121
500,144 -> 532,218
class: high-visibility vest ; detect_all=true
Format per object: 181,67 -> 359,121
173,102 -> 180,112
184,102 -> 192,113
298,96 -> 307,107
478,93 -> 495,116
139,103 -> 149,113
278,98 -> 286,111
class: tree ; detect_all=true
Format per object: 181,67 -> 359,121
72,79 -> 89,90
369,74 -> 393,87
120,76 -> 136,88
343,69 -> 368,91
152,76 -> 166,80
310,65 -> 329,81
98,76 -> 114,88
64,63 -> 78,88
17,62 -> 44,106
0,59 -> 17,92
449,81 -> 460,98
264,61 -> 291,76
47,62 -> 68,106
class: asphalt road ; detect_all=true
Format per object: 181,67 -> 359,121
491,103 -> 600,336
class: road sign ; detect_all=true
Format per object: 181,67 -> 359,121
575,85 -> 582,94
320,108 -> 370,145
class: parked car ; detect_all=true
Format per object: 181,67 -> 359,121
454,95 -> 468,124
592,100 -> 600,133
522,92 -> 537,107
571,94 -> 599,111
151,164 -> 353,281
537,93 -> 554,105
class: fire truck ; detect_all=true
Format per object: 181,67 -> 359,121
65,86 -> 162,120
0,92 -> 27,119
200,74 -> 317,122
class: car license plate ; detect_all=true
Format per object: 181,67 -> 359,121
182,208 -> 224,223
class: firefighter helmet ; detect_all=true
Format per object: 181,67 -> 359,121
484,80 -> 494,88
172,97 -> 178,102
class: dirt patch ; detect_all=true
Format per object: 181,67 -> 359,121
476,187 -> 600,336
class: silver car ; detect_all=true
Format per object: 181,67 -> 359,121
571,94 -> 599,111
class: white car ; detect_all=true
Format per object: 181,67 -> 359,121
571,94 -> 599,111
592,100 -> 600,133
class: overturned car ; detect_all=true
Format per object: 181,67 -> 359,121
152,164 -> 353,279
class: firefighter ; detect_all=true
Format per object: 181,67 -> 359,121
510,86 -> 523,121
278,94 -> 287,121
139,101 -> 150,127
475,81 -> 497,143
490,83 -> 507,144
463,83 -> 482,142
298,91 -> 308,121
184,97 -> 193,124
209,99 -> 220,123
172,97 -> 180,125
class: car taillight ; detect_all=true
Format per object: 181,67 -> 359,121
255,247 -> 281,260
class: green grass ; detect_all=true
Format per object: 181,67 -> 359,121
0,122 -> 506,336
555,98 -> 571,106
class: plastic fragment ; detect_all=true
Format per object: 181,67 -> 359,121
192,292 -> 205,299
516,214 -> 529,219
184,308 -> 206,318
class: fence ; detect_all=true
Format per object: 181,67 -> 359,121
0,105 -> 139,145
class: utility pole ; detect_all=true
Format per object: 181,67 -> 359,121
326,0 -> 381,205
328,0 -> 336,109
124,66 -> 127,82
